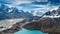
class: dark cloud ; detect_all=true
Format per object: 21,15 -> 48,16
32,0 -> 60,5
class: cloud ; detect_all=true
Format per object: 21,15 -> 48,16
0,0 -> 49,5
0,0 -> 60,5
11,0 -> 33,5
0,0 -> 34,5
0,0 -> 59,11
50,6 -> 59,11
35,0 -> 48,2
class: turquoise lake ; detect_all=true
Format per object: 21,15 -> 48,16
15,28 -> 48,34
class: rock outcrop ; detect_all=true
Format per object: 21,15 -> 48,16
23,17 -> 60,34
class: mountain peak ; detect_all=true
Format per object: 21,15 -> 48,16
43,7 -> 60,18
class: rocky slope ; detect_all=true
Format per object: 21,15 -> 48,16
23,17 -> 60,34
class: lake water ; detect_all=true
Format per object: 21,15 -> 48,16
15,28 -> 48,34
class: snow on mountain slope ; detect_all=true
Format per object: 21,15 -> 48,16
43,7 -> 60,18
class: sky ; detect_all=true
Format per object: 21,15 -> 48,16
0,0 -> 60,5
0,0 -> 60,11
0,0 -> 48,4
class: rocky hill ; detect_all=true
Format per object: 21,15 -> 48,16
23,17 -> 60,34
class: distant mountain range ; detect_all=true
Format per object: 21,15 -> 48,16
0,3 -> 60,21
0,4 -> 45,21
0,4 -> 34,21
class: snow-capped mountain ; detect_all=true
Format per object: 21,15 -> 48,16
43,7 -> 60,18
0,4 -> 10,13
0,4 -> 33,21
